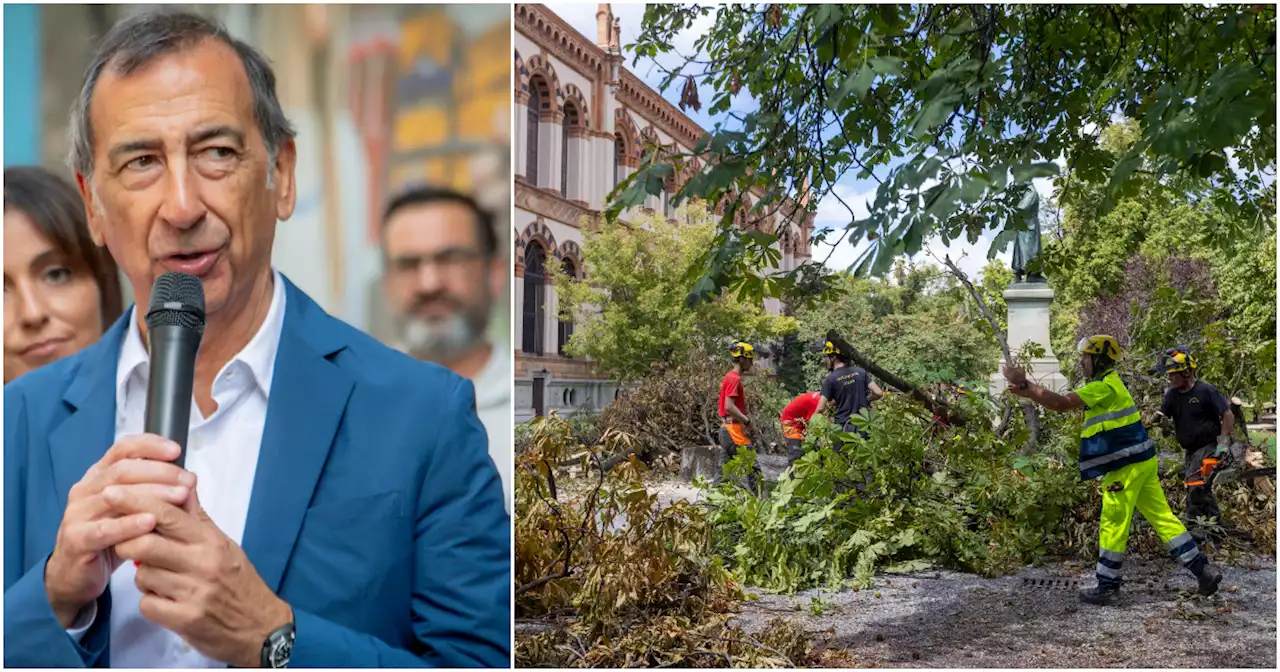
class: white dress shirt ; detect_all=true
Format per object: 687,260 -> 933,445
68,270 -> 286,668
470,343 -> 512,512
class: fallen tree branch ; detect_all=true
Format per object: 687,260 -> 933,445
515,566 -> 572,596
939,254 -> 1041,452
842,346 -> 969,427
691,633 -> 795,667
517,452 -> 610,596
598,443 -> 644,473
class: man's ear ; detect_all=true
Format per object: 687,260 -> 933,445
273,138 -> 298,222
75,172 -> 105,246
488,256 -> 508,300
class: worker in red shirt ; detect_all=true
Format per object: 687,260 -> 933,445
780,391 -> 822,464
718,340 -> 758,489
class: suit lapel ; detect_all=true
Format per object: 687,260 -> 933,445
48,313 -> 131,512
241,281 -> 353,592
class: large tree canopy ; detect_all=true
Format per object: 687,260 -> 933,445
1044,123 -> 1277,406
614,3 -> 1276,305
551,204 -> 796,383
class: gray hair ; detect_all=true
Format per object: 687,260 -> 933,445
68,11 -> 296,181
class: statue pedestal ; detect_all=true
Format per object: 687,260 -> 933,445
988,281 -> 1070,396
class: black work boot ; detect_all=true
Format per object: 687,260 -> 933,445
1079,583 -> 1121,606
1195,563 -> 1223,596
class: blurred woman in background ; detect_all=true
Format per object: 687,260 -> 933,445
4,166 -> 123,383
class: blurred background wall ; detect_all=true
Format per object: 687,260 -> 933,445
2,3 -> 511,343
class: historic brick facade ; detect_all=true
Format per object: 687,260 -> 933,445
513,3 -> 814,422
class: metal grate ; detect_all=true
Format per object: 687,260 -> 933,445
1020,577 -> 1082,591
1019,577 -> 1171,592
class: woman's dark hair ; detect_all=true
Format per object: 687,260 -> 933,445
3,166 -> 124,329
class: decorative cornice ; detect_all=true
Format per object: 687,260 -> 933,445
515,4 -> 607,82
515,180 -> 599,230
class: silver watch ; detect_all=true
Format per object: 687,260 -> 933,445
261,621 -> 294,668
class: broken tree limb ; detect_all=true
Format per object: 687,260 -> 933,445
597,443 -> 643,473
842,346 -> 969,427
939,254 -> 1041,453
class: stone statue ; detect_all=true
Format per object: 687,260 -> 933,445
1011,201 -> 1044,284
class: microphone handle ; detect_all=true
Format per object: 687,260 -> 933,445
144,324 -> 201,469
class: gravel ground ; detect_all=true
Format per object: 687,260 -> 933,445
732,558 -> 1276,668
646,478 -> 1278,669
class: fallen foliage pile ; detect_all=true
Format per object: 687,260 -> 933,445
704,392 -> 1277,593
1062,456 -> 1277,563
514,416 -> 813,668
597,356 -> 790,462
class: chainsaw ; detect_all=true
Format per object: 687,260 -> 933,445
1148,399 -> 1276,488
1186,440 -> 1276,488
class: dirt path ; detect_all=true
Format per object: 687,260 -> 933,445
646,478 -> 1278,668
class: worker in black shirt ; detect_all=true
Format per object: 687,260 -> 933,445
1153,346 -> 1234,530
815,330 -> 884,439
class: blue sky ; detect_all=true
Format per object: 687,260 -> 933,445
547,2 -> 1054,279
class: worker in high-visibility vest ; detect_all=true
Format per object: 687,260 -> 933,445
1003,335 -> 1223,605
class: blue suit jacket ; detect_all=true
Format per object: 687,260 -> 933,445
4,278 -> 511,667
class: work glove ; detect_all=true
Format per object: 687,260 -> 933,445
1214,436 -> 1231,458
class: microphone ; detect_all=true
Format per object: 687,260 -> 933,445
143,272 -> 206,468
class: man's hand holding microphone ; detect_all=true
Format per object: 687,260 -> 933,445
45,433 -> 291,667
44,435 -> 191,628
43,273 -> 292,667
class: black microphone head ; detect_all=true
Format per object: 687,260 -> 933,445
146,272 -> 206,333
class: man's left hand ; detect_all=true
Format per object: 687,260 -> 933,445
1002,364 -> 1028,386
106,482 -> 292,668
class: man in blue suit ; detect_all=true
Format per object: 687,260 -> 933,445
4,11 -> 510,668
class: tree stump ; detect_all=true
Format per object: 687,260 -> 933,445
679,445 -> 793,484
680,444 -> 724,483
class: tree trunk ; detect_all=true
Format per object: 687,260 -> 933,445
940,255 -> 1040,452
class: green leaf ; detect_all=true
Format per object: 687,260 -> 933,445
829,65 -> 876,109
988,228 -> 1017,259
909,94 -> 958,139
869,56 -> 907,76
959,174 -> 989,203
1011,161 -> 1060,183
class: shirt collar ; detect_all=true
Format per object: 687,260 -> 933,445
116,269 -> 288,404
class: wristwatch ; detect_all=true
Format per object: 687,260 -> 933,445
260,620 -> 295,668
1018,381 -> 1029,391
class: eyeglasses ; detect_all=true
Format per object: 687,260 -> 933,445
389,248 -> 487,276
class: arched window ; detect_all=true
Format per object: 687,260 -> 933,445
526,81 -> 542,186
614,133 -> 626,188
558,257 -> 577,355
522,244 -> 546,354
561,103 -> 578,197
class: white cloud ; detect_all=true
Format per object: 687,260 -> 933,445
923,231 -> 1011,280
814,183 -> 875,224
